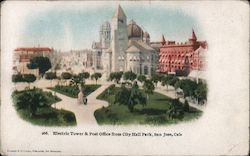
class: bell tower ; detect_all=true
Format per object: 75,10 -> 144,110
111,5 -> 128,72
100,21 -> 111,49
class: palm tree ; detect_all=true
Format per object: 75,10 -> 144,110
15,89 -> 48,117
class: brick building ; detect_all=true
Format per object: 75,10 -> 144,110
13,47 -> 51,76
159,30 -> 207,75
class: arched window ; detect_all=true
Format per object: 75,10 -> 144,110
144,66 -> 148,75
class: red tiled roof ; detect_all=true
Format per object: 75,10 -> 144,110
14,47 -> 51,52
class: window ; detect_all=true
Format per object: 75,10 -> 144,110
144,66 -> 148,75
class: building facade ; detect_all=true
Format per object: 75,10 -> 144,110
159,30 -> 207,74
13,47 -> 51,76
60,49 -> 93,73
92,21 -> 111,69
103,5 -> 157,77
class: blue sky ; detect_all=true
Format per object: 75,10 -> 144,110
20,3 -> 204,51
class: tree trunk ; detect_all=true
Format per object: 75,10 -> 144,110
128,105 -> 134,112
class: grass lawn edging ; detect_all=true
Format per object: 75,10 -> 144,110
12,88 -> 77,127
49,84 -> 101,98
95,86 -> 202,125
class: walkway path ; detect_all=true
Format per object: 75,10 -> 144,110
15,79 -> 111,126
155,84 -> 205,111
45,84 -> 110,126
16,78 -> 204,126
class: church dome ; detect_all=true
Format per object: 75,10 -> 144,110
127,20 -> 143,39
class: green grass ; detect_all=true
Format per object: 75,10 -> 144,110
12,88 -> 76,127
49,84 -> 101,98
95,87 -> 202,125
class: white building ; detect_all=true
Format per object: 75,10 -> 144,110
92,21 -> 111,69
60,49 -> 93,73
101,5 -> 157,78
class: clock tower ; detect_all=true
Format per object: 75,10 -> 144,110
111,5 -> 128,72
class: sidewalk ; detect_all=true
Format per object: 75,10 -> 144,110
47,84 -> 110,126
155,84 -> 205,111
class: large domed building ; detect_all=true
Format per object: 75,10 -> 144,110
95,5 -> 157,77
127,20 -> 143,39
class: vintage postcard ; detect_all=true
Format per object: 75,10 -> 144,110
1,1 -> 249,155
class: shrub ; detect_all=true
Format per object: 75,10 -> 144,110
137,75 -> 146,83
109,72 -> 123,84
12,74 -> 24,83
61,72 -> 72,80
23,74 -> 36,84
14,89 -> 48,117
63,113 -> 76,122
45,72 -> 57,80
79,72 -> 90,79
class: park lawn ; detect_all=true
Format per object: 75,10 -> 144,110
95,87 -> 202,125
12,89 -> 76,127
49,84 -> 101,98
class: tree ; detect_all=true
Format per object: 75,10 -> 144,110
91,72 -> 102,85
15,89 -> 48,117
45,72 -> 57,87
195,81 -> 207,104
183,100 -> 190,112
174,79 -> 182,90
12,74 -> 24,83
109,72 -> 123,84
137,75 -> 146,83
123,71 -> 137,82
12,74 -> 24,89
178,79 -> 197,98
79,72 -> 90,79
70,74 -> 85,87
161,74 -> 178,91
167,99 -> 184,119
143,79 -> 155,99
114,83 -> 146,112
27,56 -> 52,76
161,75 -> 170,91
61,72 -> 72,86
23,74 -> 36,88
151,74 -> 163,87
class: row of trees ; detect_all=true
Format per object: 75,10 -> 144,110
45,71 -> 102,86
12,71 -> 102,88
109,71 -> 145,84
151,73 -> 207,104
109,71 -> 207,104
109,71 -> 155,99
112,81 -> 190,118
12,74 -> 36,88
